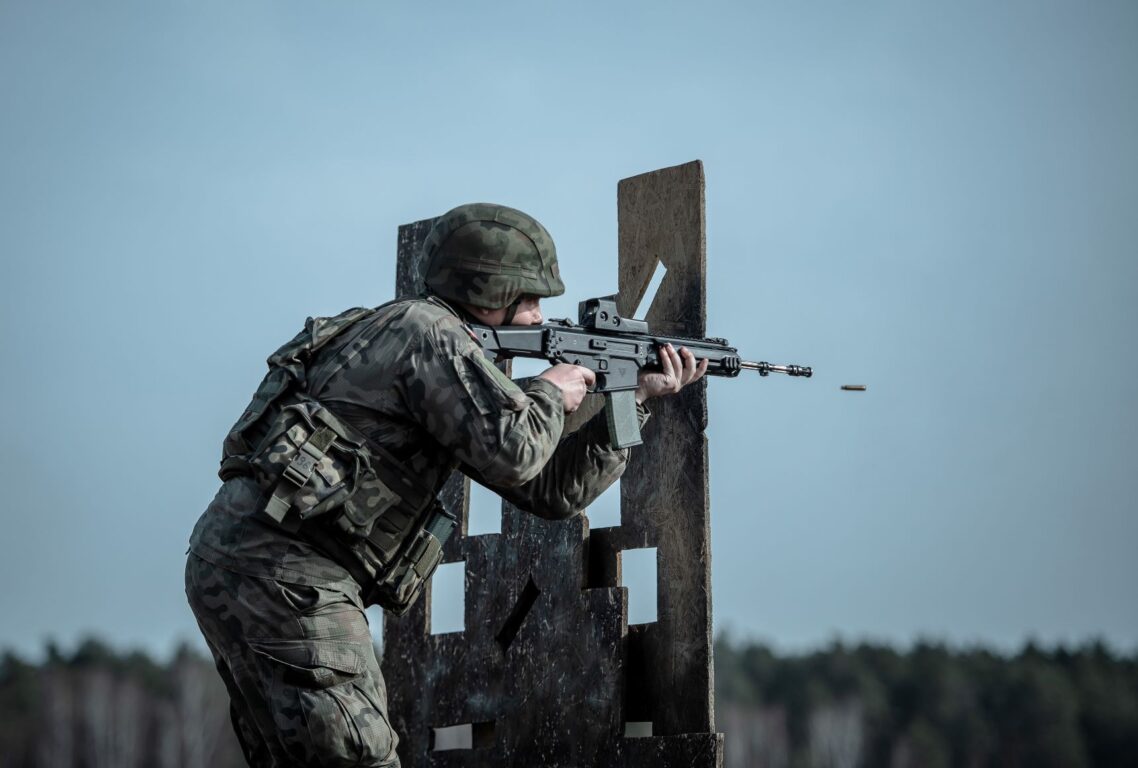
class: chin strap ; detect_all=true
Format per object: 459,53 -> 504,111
502,296 -> 522,325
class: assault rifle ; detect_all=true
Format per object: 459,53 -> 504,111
469,297 -> 812,449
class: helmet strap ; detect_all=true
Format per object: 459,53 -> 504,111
502,297 -> 522,325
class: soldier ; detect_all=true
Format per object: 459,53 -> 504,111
186,203 -> 707,767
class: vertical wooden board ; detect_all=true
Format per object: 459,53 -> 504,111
392,504 -> 627,767
382,599 -> 431,765
617,161 -> 707,336
396,218 -> 437,298
494,507 -> 626,767
616,160 -> 715,736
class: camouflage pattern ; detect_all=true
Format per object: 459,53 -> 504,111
195,297 -> 634,591
420,203 -> 565,309
185,551 -> 398,767
245,400 -> 404,539
221,306 -> 379,472
191,476 -> 361,591
188,296 -> 644,762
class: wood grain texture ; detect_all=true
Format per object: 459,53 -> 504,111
395,218 -> 436,299
613,160 -> 717,740
383,168 -> 722,766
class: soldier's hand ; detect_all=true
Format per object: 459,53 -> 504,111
635,344 -> 708,404
538,364 -> 597,413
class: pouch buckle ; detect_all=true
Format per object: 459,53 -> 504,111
263,429 -> 336,526
282,441 -> 324,488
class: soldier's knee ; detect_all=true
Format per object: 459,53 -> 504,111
288,682 -> 396,767
252,642 -> 398,767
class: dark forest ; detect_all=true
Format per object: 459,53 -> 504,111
1,636 -> 1135,767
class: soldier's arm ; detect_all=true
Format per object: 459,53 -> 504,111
406,317 -> 567,488
464,402 -> 650,521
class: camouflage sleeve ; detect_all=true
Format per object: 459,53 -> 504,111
408,317 -> 566,488
466,402 -> 651,521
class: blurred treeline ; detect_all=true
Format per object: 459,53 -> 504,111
0,639 -> 242,768
2,636 -> 1136,767
715,635 -> 1138,768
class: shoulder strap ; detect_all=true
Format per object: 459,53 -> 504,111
305,298 -> 404,396
221,304 -> 382,467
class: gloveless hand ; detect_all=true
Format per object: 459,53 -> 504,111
538,364 -> 597,413
635,343 -> 708,404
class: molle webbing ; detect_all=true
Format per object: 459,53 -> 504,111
220,305 -> 378,469
263,425 -> 338,526
250,397 -> 436,536
301,495 -> 459,614
217,299 -> 463,612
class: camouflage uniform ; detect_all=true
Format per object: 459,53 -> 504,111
187,293 -> 645,767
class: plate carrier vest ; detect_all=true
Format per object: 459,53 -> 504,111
218,303 -> 458,614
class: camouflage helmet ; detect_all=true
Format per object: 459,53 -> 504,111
420,203 -> 565,309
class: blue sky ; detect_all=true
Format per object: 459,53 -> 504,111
1,0 -> 1135,659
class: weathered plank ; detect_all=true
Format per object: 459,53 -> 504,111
616,160 -> 715,737
394,218 -> 436,299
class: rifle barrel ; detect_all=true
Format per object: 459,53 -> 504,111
740,361 -> 813,377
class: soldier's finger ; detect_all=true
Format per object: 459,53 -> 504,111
687,359 -> 705,384
658,344 -> 676,379
679,347 -> 697,379
664,348 -> 678,391
668,346 -> 685,390
577,366 -> 597,387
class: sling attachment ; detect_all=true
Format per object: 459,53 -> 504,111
263,426 -> 337,528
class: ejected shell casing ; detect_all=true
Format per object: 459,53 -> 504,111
841,385 -> 867,391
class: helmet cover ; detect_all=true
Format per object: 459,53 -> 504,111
420,203 -> 564,309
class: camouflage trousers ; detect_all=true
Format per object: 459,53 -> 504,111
185,553 -> 400,767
